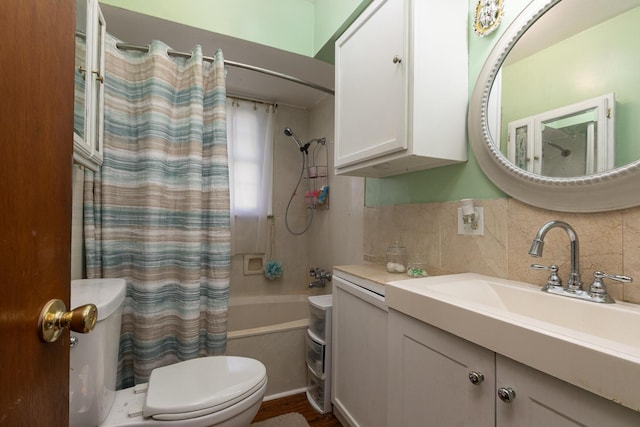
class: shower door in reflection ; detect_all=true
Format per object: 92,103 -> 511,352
507,93 -> 614,177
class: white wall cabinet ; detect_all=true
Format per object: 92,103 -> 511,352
332,274 -> 387,427
389,309 -> 640,426
74,0 -> 105,171
334,0 -> 468,177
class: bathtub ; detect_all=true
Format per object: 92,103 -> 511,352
226,294 -> 310,399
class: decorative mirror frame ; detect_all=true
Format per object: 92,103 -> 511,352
468,0 -> 640,212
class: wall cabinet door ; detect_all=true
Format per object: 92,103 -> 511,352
74,0 -> 105,171
496,354 -> 640,427
388,309 -> 495,426
334,0 -> 468,177
332,276 -> 387,427
334,0 -> 407,171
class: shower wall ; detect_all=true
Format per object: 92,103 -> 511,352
229,98 -> 365,298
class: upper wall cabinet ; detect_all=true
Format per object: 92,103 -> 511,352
74,0 -> 105,171
334,0 -> 468,177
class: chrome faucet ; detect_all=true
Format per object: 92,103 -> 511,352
528,220 -> 633,303
529,220 -> 582,292
309,268 -> 332,288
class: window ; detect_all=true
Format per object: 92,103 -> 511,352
226,99 -> 275,254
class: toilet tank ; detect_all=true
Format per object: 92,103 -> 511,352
70,278 -> 126,427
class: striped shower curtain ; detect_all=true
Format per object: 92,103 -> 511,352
84,34 -> 230,389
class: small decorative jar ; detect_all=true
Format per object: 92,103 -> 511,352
386,241 -> 407,273
407,261 -> 428,278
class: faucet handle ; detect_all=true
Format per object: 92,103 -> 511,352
588,271 -> 633,301
530,264 -> 563,289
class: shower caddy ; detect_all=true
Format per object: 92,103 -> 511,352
305,142 -> 329,210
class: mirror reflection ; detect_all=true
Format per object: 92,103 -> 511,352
487,0 -> 640,178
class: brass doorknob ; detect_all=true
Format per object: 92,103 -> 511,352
38,299 -> 97,343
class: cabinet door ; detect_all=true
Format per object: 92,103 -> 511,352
332,277 -> 388,427
73,0 -> 104,171
388,310 -> 495,426
335,0 -> 407,169
88,3 -> 105,166
73,0 -> 90,156
496,355 -> 640,426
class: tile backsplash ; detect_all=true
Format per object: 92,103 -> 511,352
364,198 -> 640,304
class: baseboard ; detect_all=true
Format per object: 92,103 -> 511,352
332,404 -> 355,427
263,387 -> 308,402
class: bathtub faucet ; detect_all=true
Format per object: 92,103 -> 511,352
309,268 -> 332,288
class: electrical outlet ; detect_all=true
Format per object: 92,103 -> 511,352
457,207 -> 484,236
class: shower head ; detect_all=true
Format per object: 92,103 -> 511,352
284,127 -> 303,149
544,140 -> 571,157
284,127 -> 312,154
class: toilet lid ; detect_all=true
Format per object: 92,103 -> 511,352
143,356 -> 267,420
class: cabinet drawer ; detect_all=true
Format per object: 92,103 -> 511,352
305,330 -> 326,377
306,367 -> 327,412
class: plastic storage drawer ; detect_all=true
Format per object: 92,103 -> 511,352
308,294 -> 332,340
305,329 -> 325,377
306,366 -> 327,413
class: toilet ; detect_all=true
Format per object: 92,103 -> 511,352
70,279 -> 267,427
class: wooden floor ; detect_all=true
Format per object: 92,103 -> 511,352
252,393 -> 343,426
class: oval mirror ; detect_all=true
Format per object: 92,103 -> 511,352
469,0 -> 640,212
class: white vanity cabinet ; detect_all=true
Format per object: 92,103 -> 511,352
387,309 -> 495,426
495,354 -> 640,426
334,0 -> 468,177
74,0 -> 105,171
332,272 -> 387,427
388,309 -> 640,426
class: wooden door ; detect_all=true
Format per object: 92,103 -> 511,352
0,0 -> 75,425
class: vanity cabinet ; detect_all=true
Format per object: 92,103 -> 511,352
387,309 -> 494,426
332,273 -> 387,427
334,0 -> 467,177
74,0 -> 105,171
389,309 -> 640,426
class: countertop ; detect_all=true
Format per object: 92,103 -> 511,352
333,263 -> 414,286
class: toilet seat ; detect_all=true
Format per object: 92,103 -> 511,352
143,356 -> 267,421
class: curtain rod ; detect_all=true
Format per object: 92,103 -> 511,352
228,94 -> 277,108
115,42 -> 335,96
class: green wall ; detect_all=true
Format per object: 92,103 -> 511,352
99,0 -> 369,60
501,8 -> 640,168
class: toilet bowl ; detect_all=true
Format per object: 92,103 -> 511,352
70,279 -> 267,427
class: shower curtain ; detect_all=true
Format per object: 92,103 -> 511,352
84,34 -> 230,388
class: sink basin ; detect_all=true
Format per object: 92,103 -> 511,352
386,273 -> 640,412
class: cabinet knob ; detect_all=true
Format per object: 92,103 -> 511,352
392,55 -> 402,64
497,387 -> 516,403
468,371 -> 484,385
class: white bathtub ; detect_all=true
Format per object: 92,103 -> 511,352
226,294 -> 310,399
